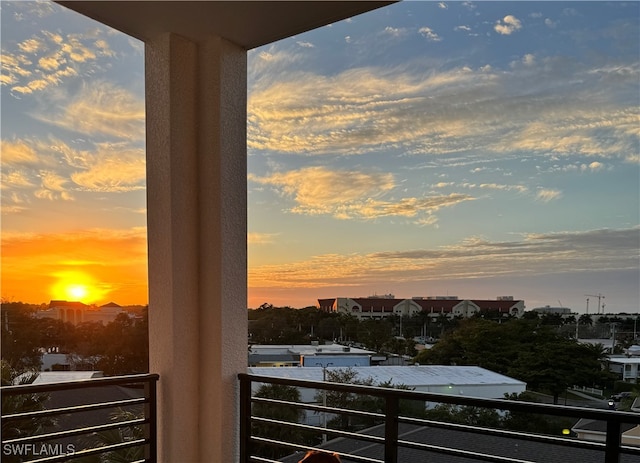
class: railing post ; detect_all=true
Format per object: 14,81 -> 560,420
239,375 -> 252,463
605,416 -> 621,463
145,376 -> 158,463
384,394 -> 399,463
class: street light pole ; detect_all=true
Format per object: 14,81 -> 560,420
316,362 -> 333,443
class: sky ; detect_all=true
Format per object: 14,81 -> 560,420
1,1 -> 639,313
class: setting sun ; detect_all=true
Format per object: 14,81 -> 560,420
50,270 -> 105,303
67,284 -> 89,300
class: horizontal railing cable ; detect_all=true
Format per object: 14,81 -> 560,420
239,372 -> 640,463
1,373 -> 158,463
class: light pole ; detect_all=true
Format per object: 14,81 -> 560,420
316,362 -> 333,443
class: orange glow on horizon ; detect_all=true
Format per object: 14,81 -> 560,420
1,229 -> 149,305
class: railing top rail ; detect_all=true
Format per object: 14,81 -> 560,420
1,373 -> 159,395
239,372 -> 640,423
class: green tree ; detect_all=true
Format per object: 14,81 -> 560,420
424,403 -> 502,428
252,383 -> 309,459
415,318 -> 612,404
315,368 -> 381,431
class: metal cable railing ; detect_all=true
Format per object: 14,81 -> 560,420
239,373 -> 640,463
1,373 -> 158,463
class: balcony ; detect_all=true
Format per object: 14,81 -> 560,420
3,372 -> 640,462
239,373 -> 640,463
1,374 -> 158,462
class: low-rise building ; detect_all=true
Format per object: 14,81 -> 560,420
248,343 -> 376,368
247,365 -> 526,403
606,356 -> 640,382
34,301 -> 126,326
318,296 -> 524,320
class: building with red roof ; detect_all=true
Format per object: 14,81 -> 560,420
318,295 -> 524,320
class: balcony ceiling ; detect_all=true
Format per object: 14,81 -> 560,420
56,1 -> 395,49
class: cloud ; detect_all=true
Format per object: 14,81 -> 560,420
34,171 -> 74,201
248,56 -> 638,165
249,166 -> 395,215
18,37 -> 46,54
1,172 -> 34,189
249,227 -> 638,289
296,41 -> 314,48
70,145 -> 146,192
249,166 -> 473,221
535,188 -> 562,202
249,232 -> 279,245
34,81 -> 145,140
478,183 -> 529,194
522,54 -> 535,66
1,137 -> 145,215
454,25 -> 471,32
384,26 -> 407,38
495,15 -> 522,35
248,65 -> 492,156
1,140 -> 39,165
438,2 -> 448,9
419,27 -> 442,42
38,53 -> 65,71
582,161 -> 605,172
3,27 -> 122,95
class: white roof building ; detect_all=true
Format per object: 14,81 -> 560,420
247,365 -> 526,401
248,343 -> 376,367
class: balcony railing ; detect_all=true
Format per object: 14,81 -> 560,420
1,373 -> 158,463
239,373 -> 640,463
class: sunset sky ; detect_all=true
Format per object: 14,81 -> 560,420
2,1 -> 638,312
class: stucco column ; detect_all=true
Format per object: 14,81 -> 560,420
145,33 -> 247,463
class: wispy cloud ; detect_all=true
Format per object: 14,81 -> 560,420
418,27 -> 442,42
535,188 -> 562,202
249,232 -> 279,245
248,51 -> 638,164
34,81 -> 145,140
249,227 -> 638,288
249,166 -> 473,222
69,144 -> 146,192
2,24 -> 121,96
1,137 -> 145,215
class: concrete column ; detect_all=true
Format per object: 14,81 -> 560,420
145,33 -> 247,463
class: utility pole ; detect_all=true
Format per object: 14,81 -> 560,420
316,362 -> 333,443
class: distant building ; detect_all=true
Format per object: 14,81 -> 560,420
248,343 -> 376,368
531,305 -> 572,315
41,353 -> 71,371
318,296 -> 524,320
606,355 -> 640,382
34,300 -> 126,326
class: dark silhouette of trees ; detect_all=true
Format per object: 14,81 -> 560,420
1,360 -> 55,461
1,302 -> 149,377
1,302 -> 44,370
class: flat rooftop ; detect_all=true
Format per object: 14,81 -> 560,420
247,365 -> 525,388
